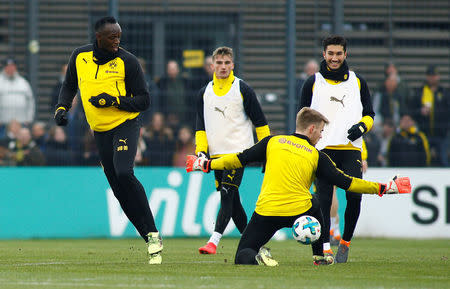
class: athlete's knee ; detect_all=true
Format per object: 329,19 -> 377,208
235,248 -> 258,265
220,185 -> 237,201
115,166 -> 135,182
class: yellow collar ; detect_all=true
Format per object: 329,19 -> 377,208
213,71 -> 235,96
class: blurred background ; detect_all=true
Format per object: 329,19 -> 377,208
0,0 -> 448,168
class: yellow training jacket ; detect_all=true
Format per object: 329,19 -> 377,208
211,133 -> 382,217
57,44 -> 150,132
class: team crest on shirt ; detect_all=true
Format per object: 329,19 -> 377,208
109,60 -> 118,69
106,60 -> 119,74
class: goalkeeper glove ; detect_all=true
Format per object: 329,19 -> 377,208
186,155 -> 211,173
89,93 -> 119,108
347,122 -> 367,141
378,175 -> 412,197
54,107 -> 68,126
197,151 -> 209,159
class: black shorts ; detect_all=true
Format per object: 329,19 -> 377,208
214,167 -> 244,190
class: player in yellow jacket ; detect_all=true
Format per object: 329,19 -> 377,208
187,107 -> 411,266
54,16 -> 162,264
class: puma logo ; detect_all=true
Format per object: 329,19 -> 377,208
330,95 -> 345,107
117,139 -> 128,152
227,170 -> 236,181
214,106 -> 227,118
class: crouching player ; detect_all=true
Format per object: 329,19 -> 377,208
186,107 -> 411,266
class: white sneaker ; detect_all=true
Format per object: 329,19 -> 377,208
255,247 -> 279,267
148,252 -> 162,265
146,232 -> 163,264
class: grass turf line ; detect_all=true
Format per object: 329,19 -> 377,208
0,238 -> 448,289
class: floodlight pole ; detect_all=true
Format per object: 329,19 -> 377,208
27,0 -> 39,105
333,0 -> 344,35
286,0 -> 296,133
109,0 -> 119,20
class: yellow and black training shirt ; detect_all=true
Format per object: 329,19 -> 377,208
210,133 -> 382,217
57,44 -> 150,132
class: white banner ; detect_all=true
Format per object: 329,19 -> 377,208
354,168 -> 450,238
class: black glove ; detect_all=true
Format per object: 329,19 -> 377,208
89,93 -> 119,108
347,122 -> 367,141
54,107 -> 68,126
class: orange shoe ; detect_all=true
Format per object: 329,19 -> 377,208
323,249 -> 334,258
199,242 -> 217,254
335,240 -> 350,263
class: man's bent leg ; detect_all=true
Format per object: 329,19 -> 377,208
234,212 -> 281,265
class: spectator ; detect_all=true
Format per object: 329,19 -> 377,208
0,120 -> 21,166
45,125 -> 75,166
382,62 -> 410,100
375,73 -> 412,126
0,144 -> 10,166
31,121 -> 47,152
387,114 -> 430,167
138,57 -> 160,125
80,129 -> 99,166
295,59 -> 319,106
65,95 -> 89,156
135,127 -> 148,166
1,119 -> 22,144
363,130 -> 381,167
172,125 -> 195,167
9,127 -> 45,166
372,62 -> 412,129
193,55 -> 214,91
50,64 -> 68,110
377,119 -> 396,167
143,112 -> 174,166
0,58 -> 35,134
156,60 -> 190,129
415,65 -> 450,166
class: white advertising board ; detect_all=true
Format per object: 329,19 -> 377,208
354,168 -> 450,238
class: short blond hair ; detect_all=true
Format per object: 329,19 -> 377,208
296,107 -> 329,130
212,46 -> 233,61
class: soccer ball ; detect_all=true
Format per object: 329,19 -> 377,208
292,215 -> 321,245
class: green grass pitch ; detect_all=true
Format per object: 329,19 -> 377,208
0,238 -> 448,288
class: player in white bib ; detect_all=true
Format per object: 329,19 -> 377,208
299,35 -> 375,263
195,47 -> 270,254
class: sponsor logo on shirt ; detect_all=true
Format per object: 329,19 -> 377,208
278,138 -> 312,153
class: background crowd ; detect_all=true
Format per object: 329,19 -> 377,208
0,56 -> 448,168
